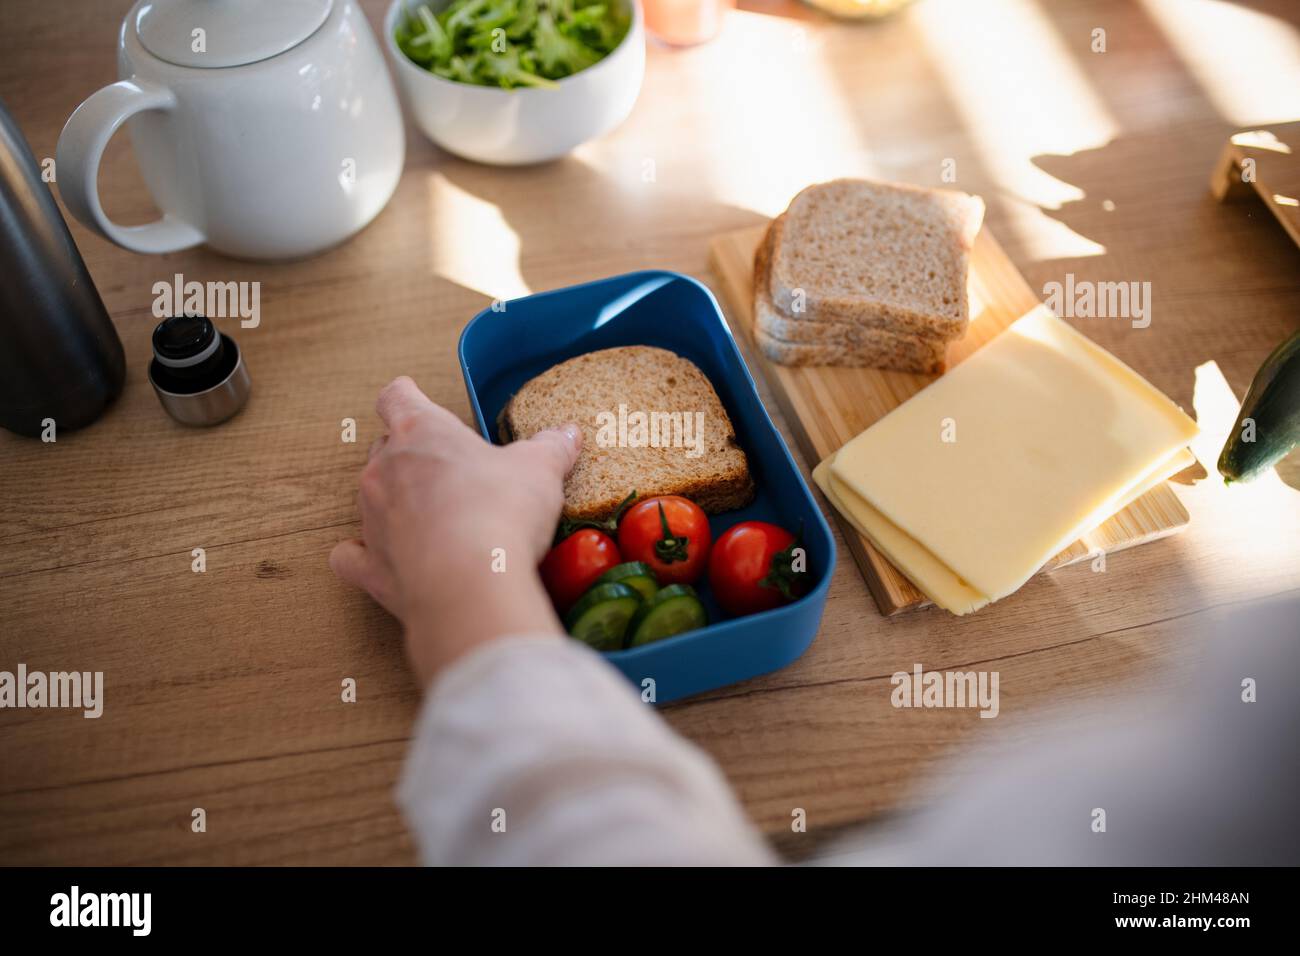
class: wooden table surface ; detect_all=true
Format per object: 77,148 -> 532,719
2,0 -> 1298,865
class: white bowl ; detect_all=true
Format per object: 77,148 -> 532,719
383,0 -> 645,165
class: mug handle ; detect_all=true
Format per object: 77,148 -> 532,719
56,79 -> 204,255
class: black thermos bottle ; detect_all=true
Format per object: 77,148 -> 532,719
0,97 -> 125,437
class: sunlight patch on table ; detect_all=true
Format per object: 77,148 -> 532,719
1181,360 -> 1300,604
1142,0 -> 1300,126
912,0 -> 1115,261
426,172 -> 530,301
674,11 -> 879,217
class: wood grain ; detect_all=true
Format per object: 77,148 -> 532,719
2,0 -> 1298,865
710,224 -> 1191,614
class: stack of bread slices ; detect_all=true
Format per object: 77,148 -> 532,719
753,179 -> 986,374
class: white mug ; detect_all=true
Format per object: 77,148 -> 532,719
57,0 -> 405,260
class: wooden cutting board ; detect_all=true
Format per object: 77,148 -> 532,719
709,224 -> 1191,616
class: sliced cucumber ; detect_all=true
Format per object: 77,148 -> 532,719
627,584 -> 708,648
565,582 -> 642,652
596,562 -> 659,602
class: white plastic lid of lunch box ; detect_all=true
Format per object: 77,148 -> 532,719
134,0 -> 334,68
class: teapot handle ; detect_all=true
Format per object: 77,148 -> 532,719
56,79 -> 204,255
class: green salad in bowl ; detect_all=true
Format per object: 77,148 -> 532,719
395,0 -> 632,90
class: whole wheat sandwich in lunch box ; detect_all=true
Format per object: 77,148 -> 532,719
755,178 -> 985,373
499,346 -> 755,521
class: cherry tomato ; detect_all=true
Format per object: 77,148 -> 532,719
617,496 -> 712,586
708,521 -> 806,617
540,529 -> 622,613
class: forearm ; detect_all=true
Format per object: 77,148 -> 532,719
396,635 -> 776,866
401,542 -> 564,683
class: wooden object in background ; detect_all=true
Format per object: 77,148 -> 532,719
1211,122 -> 1300,250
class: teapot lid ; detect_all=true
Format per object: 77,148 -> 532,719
134,0 -> 334,68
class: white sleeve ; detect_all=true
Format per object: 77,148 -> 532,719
819,599 -> 1300,867
396,634 -> 777,866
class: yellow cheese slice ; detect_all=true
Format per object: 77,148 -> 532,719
814,457 -> 991,614
814,446 -> 1194,614
1095,446 -> 1195,527
830,306 -> 1199,602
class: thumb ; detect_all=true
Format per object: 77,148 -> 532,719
329,538 -> 398,615
521,423 -> 583,477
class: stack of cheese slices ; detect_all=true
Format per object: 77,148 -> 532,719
754,179 -> 986,373
812,305 -> 1199,614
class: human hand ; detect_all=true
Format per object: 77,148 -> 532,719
330,376 -> 581,685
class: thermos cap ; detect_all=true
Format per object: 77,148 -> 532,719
147,316 -> 251,427
152,313 -> 221,367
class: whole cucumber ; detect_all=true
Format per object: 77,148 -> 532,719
1218,330 -> 1300,483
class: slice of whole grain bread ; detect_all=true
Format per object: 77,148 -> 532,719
502,346 -> 754,521
759,214 -> 937,339
753,217 -> 949,373
752,324 -> 947,372
768,179 -> 983,338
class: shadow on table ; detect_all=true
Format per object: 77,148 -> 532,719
1028,133 -> 1300,492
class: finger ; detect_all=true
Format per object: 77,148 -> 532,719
329,539 -> 398,614
368,435 -> 388,460
520,423 -> 583,477
329,538 -> 372,589
375,376 -> 480,447
375,376 -> 435,430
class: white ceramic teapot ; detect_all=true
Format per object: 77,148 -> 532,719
57,0 -> 404,260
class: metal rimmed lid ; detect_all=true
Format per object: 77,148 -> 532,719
134,0 -> 334,69
148,323 -> 251,427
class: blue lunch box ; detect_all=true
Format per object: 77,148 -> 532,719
458,271 -> 836,703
